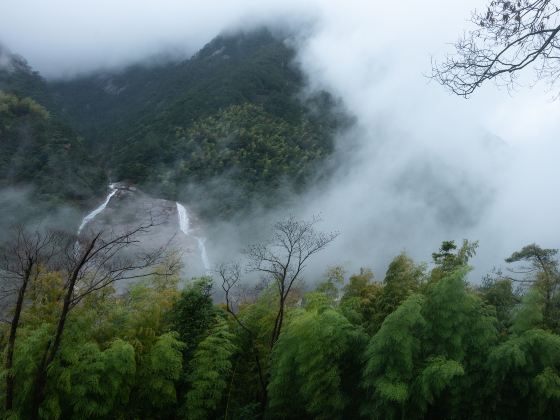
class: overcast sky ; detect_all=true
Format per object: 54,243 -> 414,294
2,0 -> 559,280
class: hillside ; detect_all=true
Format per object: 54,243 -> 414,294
0,45 -> 51,105
0,29 -> 342,218
0,91 -> 105,206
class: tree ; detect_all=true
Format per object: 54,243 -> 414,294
27,223 -> 174,419
505,244 -> 560,331
487,288 -> 560,418
315,265 -> 345,303
362,294 -> 426,419
268,308 -> 367,419
0,226 -> 61,412
217,217 -> 337,415
362,266 -> 497,419
183,316 -> 239,420
218,262 -> 269,412
479,274 -> 519,334
168,277 -> 217,364
419,267 -> 497,418
430,239 -> 478,282
339,268 -> 381,326
372,253 -> 425,332
433,0 -> 560,98
245,215 -> 338,348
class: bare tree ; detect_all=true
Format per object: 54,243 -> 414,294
216,217 -> 336,415
432,0 -> 560,97
245,215 -> 338,347
28,222 -> 176,420
1,226 -> 61,411
218,262 -> 267,409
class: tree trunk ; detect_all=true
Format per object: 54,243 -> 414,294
5,263 -> 33,411
29,235 -> 98,419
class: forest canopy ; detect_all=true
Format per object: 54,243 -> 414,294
2,219 -> 560,419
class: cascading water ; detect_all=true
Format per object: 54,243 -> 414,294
196,237 -> 210,271
77,184 -> 118,235
176,202 -> 190,235
176,202 -> 210,271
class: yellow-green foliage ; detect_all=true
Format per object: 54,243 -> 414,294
0,90 -> 49,119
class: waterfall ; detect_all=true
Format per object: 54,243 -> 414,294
176,202 -> 190,235
176,202 -> 210,271
196,237 -> 210,271
77,184 -> 118,235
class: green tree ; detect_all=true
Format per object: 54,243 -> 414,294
479,275 -> 518,336
372,253 -> 425,332
505,244 -> 560,332
362,294 -> 426,419
339,268 -> 381,326
430,240 -> 478,282
183,316 -> 239,420
487,288 -> 560,419
419,266 -> 497,418
268,308 -> 367,419
168,277 -> 217,362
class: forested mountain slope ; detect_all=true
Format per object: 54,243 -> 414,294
0,91 -> 105,205
0,29 -> 342,218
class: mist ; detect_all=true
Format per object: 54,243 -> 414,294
2,0 -> 559,282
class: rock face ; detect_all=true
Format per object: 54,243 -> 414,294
77,182 -> 210,279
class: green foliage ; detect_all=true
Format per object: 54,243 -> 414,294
372,253 -> 425,332
430,239 -> 478,282
362,294 -> 425,419
168,277 -> 217,361
49,339 -> 136,418
150,102 -> 331,217
414,356 -> 464,411
480,276 -> 517,334
339,268 -> 382,326
268,308 -> 367,419
28,29 -> 342,219
3,238 -> 560,419
183,316 -> 238,420
487,329 -> 560,419
505,244 -> 558,266
362,266 -> 497,419
506,243 -> 560,333
512,289 -> 544,335
0,90 -> 106,206
131,332 -> 184,415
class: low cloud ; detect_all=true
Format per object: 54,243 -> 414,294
2,0 -> 559,281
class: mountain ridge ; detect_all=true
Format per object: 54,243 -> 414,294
0,28 -> 344,221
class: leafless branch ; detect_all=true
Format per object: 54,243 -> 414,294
244,215 -> 338,347
432,0 -> 560,97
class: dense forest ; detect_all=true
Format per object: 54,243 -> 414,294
2,4 -> 560,418
1,219 -> 560,419
0,29 -> 343,218
0,92 -> 106,205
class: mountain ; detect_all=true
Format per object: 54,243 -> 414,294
48,28 -> 342,216
0,44 -> 52,105
0,29 -> 343,220
0,92 -> 105,206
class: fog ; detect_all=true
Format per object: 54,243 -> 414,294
2,0 -> 560,281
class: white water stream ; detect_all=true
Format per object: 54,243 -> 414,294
176,202 -> 210,271
77,184 -> 118,235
